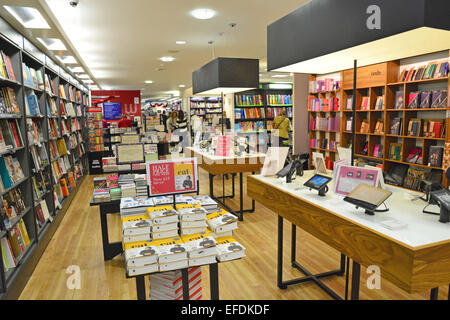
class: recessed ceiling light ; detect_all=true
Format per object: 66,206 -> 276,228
69,66 -> 84,73
191,8 -> 216,20
82,79 -> 93,84
159,56 -> 175,62
78,74 -> 90,79
176,41 -> 187,45
4,6 -> 50,29
145,80 -> 154,84
56,55 -> 77,64
37,37 -> 66,50
179,85 -> 185,88
272,74 -> 289,78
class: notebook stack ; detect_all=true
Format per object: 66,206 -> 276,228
120,197 -> 154,218
147,206 -> 179,239
135,174 -> 148,198
181,232 -> 218,267
178,206 -> 208,236
148,267 -> 202,300
206,209 -> 239,238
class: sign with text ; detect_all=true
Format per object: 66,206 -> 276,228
146,158 -> 198,196
103,102 -> 122,120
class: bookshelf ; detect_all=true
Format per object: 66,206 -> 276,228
0,28 -> 89,299
307,53 -> 450,191
189,96 -> 222,126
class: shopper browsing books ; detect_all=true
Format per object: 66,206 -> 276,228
167,111 -> 178,132
272,110 -> 290,146
118,114 -> 133,128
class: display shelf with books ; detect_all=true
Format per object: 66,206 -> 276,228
0,23 -> 89,299
316,52 -> 450,192
189,97 -> 222,126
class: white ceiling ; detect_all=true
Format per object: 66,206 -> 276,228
38,0 -> 307,99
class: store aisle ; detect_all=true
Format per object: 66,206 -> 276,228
19,170 -> 447,300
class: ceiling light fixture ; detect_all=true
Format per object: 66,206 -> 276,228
56,55 -> 77,64
69,66 -> 84,73
37,37 -> 66,50
145,80 -> 154,84
78,74 -> 90,79
176,41 -> 187,45
179,85 -> 185,88
191,8 -> 215,20
4,6 -> 51,29
159,56 -> 175,62
272,74 -> 289,78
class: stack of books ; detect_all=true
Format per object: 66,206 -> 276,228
107,174 -> 119,188
153,236 -> 188,272
121,183 -> 136,198
148,267 -> 202,300
102,157 -> 118,172
182,232 -> 218,267
124,240 -> 158,276
134,174 -> 148,198
93,189 -> 110,203
120,197 -> 154,217
206,209 -> 239,238
147,206 -> 179,239
153,195 -> 187,206
178,206 -> 208,236
118,174 -> 135,186
122,214 -> 152,244
109,188 -> 121,201
189,195 -> 219,214
215,236 -> 246,262
93,177 -> 107,190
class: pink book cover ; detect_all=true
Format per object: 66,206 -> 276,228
215,136 -> 231,157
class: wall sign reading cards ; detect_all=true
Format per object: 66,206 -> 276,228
146,158 -> 198,196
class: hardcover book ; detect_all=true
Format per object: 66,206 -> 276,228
389,118 -> 402,135
420,91 -> 431,108
407,92 -> 420,109
395,91 -> 404,109
429,146 -> 444,168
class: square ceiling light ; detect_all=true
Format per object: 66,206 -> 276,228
56,55 -> 77,64
37,37 -> 66,50
69,67 -> 84,73
4,6 -> 50,29
78,74 -> 90,79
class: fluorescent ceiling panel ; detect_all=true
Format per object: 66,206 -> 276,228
4,6 -> 50,29
56,55 -> 77,64
37,37 -> 66,50
69,66 -> 84,73
274,28 -> 450,74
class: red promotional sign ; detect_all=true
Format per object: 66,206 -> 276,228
146,158 -> 198,196
87,107 -> 103,113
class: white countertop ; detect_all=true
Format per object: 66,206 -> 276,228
252,172 -> 450,249
186,147 -> 266,162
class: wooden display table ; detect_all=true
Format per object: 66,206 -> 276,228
247,171 -> 450,300
185,147 -> 265,221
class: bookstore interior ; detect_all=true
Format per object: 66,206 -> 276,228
0,0 -> 449,306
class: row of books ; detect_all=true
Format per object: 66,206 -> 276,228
266,94 -> 292,105
309,116 -> 340,132
395,90 -> 448,109
407,119 -> 445,138
24,91 -> 42,116
22,63 -> 44,90
234,121 -> 265,133
235,94 -> 263,106
2,187 -> 26,224
0,155 -> 25,192
1,218 -> 31,272
310,97 -> 340,112
190,102 -> 221,109
148,267 -> 202,300
31,170 -> 51,201
51,155 -> 71,184
35,199 -> 51,232
359,96 -> 384,111
267,107 -> 292,118
0,87 -> 20,115
234,108 -> 265,120
48,118 -> 60,139
399,61 -> 449,82
60,101 -> 78,117
0,119 -> 23,153
310,138 -> 338,151
30,144 -> 49,171
0,51 -> 16,81
388,143 -> 444,168
49,139 -> 68,160
309,78 -> 340,93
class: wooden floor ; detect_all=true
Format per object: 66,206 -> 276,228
19,169 -> 449,300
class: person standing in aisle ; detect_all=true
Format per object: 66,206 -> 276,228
167,111 -> 178,132
175,110 -> 189,152
118,114 -> 133,128
161,110 -> 168,132
272,110 -> 290,146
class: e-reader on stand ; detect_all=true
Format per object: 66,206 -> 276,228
303,174 -> 332,197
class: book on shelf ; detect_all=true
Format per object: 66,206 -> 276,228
59,85 -> 67,100
0,51 -> 16,81
400,61 -> 449,82
235,94 -> 263,106
0,119 -> 22,151
359,119 -> 369,134
373,144 -> 383,158
406,148 -> 422,164
309,78 -> 340,92
423,120 -> 444,138
420,91 -> 431,108
407,118 -> 421,137
346,96 -> 353,110
360,96 -> 370,110
429,146 -> 444,168
374,119 -> 384,134
430,90 -> 447,108
26,118 -> 43,145
388,143 -> 402,160
407,92 -> 420,109
1,87 -> 21,114
3,187 -> 26,218
267,94 -> 292,105
345,117 -> 353,131
395,91 -> 404,109
442,143 -> 450,170
375,96 -> 384,110
389,118 -> 402,135
0,155 -> 24,189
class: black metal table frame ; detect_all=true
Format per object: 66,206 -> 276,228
209,172 -> 255,221
278,216 -> 348,300
133,263 -> 220,300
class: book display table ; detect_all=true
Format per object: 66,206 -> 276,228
248,171 -> 450,300
185,147 -> 265,221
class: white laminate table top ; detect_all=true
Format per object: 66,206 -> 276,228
186,147 -> 266,162
252,171 -> 450,249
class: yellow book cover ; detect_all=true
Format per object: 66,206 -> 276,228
146,205 -> 174,214
180,231 -> 213,243
175,203 -> 201,210
121,214 -> 149,224
206,209 -> 236,223
124,240 -> 154,251
18,218 -> 30,246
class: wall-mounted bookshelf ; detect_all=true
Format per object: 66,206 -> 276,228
189,96 -> 222,126
307,52 -> 450,191
0,25 -> 89,299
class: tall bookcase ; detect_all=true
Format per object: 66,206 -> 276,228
189,96 -> 222,126
0,28 -> 89,299
307,52 -> 450,191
